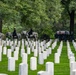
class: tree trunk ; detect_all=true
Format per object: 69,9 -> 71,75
69,10 -> 75,35
0,18 -> 2,33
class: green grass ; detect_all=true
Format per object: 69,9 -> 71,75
0,41 -> 74,75
55,42 -> 70,75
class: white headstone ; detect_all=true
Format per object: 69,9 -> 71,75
46,62 -> 54,75
43,51 -> 47,59
70,56 -> 75,63
15,47 -> 19,51
22,53 -> 28,64
10,41 -> 13,47
11,45 -> 14,52
7,41 -> 9,46
55,53 -> 60,63
30,57 -> 37,70
46,49 -> 50,57
3,47 -> 7,55
38,53 -> 44,64
73,70 -> 76,75
14,51 -> 18,60
7,49 -> 11,58
19,63 -> 28,75
0,45 -> 2,53
32,46 -> 34,52
8,57 -> 15,71
34,49 -> 38,57
27,47 -> 30,54
49,47 -> 52,54
21,45 -> 24,49
70,62 -> 76,75
21,49 -> 25,57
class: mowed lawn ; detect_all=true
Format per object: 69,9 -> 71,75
0,41 -> 74,75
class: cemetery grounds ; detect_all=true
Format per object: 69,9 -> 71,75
0,39 -> 76,75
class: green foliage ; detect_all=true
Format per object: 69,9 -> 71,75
3,23 -> 23,33
69,0 -> 76,11
0,0 -> 63,38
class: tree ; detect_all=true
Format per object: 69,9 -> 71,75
61,0 -> 76,35
0,0 -> 20,32
0,0 -> 63,38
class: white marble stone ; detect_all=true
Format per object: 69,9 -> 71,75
72,69 -> 76,75
32,46 -> 34,52
69,56 -> 75,63
14,51 -> 18,60
30,57 -> 37,70
15,47 -> 19,51
55,53 -> 60,63
10,41 -> 13,47
11,46 -> 14,52
38,53 -> 44,64
34,41 -> 36,47
70,62 -> 76,75
34,49 -> 38,57
21,49 -> 25,57
43,51 -> 47,59
21,45 -> 24,49
7,49 -> 11,58
7,41 -> 10,46
19,63 -> 28,75
46,49 -> 50,57
8,57 -> 15,71
3,47 -> 7,55
49,47 -> 52,54
73,69 -> 76,75
46,62 -> 54,75
0,45 -> 2,53
27,47 -> 30,54
22,53 -> 28,64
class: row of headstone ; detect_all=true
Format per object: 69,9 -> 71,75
72,40 -> 76,51
1,38 -> 52,55
0,39 -> 20,72
55,41 -> 63,63
38,46 -> 52,65
67,41 -> 75,62
52,39 -> 58,49
67,41 -> 76,75
0,38 -> 54,74
18,39 -> 53,75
